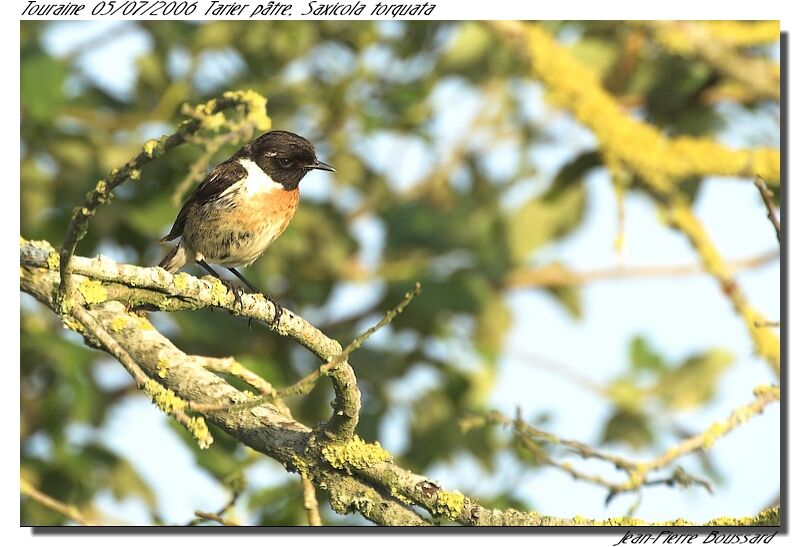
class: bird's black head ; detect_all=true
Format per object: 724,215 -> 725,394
237,130 -> 335,190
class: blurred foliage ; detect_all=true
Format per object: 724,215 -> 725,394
20,20 -> 778,525
602,336 -> 734,450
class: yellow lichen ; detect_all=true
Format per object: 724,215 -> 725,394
135,316 -> 154,331
704,21 -> 779,46
209,279 -> 230,306
321,435 -> 390,470
61,316 -> 84,333
187,416 -> 213,449
754,384 -> 780,398
77,279 -> 107,305
172,272 -> 191,291
143,379 -> 186,414
521,24 -> 780,188
433,490 -> 465,521
109,316 -> 127,333
664,202 -> 780,373
143,139 -> 161,158
130,169 -> 141,181
47,252 -> 60,271
703,422 -> 726,449
202,112 -> 227,131
223,89 -> 271,131
157,357 -> 170,379
143,381 -> 212,449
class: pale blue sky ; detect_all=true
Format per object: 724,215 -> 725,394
29,20 -> 781,524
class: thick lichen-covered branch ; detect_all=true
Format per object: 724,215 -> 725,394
20,260 -> 426,526
57,90 -> 271,311
23,236 -> 362,440
20,239 -> 778,526
490,21 -> 781,375
490,22 -> 779,191
640,21 -> 780,102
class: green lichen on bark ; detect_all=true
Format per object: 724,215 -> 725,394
47,252 -> 60,270
77,279 -> 107,305
321,435 -> 390,470
143,379 -> 186,414
109,316 -> 127,333
143,138 -> 163,158
156,357 -> 170,379
432,490 -> 465,521
704,506 -> 780,527
186,416 -> 213,449
209,279 -> 230,306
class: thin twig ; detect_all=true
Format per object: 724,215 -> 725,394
755,175 -> 781,243
189,490 -> 242,526
466,385 -> 779,501
21,479 -> 96,526
504,251 -> 778,289
193,511 -> 239,526
190,282 -> 422,414
279,282 -> 422,399
301,475 -> 323,526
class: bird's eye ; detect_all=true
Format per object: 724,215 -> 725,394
278,158 -> 292,168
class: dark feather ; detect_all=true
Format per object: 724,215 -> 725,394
159,160 -> 247,242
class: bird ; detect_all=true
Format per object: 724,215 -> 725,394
158,130 -> 335,324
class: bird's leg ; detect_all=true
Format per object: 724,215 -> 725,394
197,260 -> 244,310
227,268 -> 284,328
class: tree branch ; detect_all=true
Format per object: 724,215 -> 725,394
21,479 -> 97,526
19,239 -> 779,526
462,384 -> 778,503
755,175 -> 781,243
490,21 -> 781,375
21,257 -> 428,526
503,251 -> 778,289
301,475 -> 323,526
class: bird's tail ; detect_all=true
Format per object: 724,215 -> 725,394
158,240 -> 189,273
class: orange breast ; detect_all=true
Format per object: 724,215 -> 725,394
252,188 -> 299,235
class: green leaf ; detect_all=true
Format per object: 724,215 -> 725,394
601,409 -> 654,449
543,285 -> 583,319
441,22 -> 492,70
607,377 -> 646,413
654,349 -> 734,410
629,335 -> 666,372
475,296 -> 511,359
21,54 -> 68,122
505,173 -> 587,264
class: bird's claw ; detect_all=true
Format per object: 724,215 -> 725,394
218,278 -> 246,310
264,293 -> 284,328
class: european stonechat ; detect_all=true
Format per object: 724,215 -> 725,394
158,130 -> 334,321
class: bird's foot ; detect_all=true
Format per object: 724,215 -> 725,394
263,293 -> 284,329
218,278 -> 248,310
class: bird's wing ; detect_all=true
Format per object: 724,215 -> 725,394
158,160 -> 247,242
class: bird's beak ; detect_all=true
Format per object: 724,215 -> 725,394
307,160 -> 336,172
